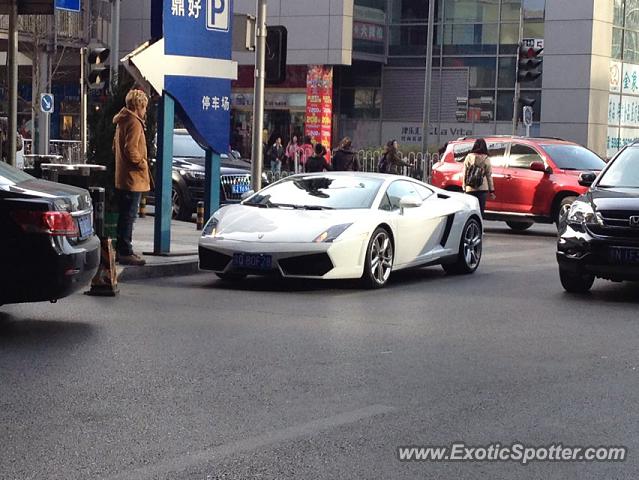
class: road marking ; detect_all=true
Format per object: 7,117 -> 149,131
104,404 -> 395,480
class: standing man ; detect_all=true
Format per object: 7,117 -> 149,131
113,89 -> 150,266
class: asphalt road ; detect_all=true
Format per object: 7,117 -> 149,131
2,222 -> 639,480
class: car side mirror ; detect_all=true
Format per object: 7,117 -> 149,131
578,171 -> 597,187
399,195 -> 423,214
530,161 -> 551,174
240,190 -> 254,200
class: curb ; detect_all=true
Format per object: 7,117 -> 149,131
117,257 -> 200,282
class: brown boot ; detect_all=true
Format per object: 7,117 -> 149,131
118,254 -> 146,266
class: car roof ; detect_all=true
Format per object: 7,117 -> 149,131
451,136 -> 577,146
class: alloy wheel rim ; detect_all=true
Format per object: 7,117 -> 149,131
463,222 -> 482,269
171,189 -> 180,218
370,232 -> 393,284
559,203 -> 571,225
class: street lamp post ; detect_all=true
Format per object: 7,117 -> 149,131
251,0 -> 267,192
7,0 -> 19,167
421,0 -> 435,176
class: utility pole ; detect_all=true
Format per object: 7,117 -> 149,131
251,0 -> 267,192
7,0 -> 19,166
421,0 -> 435,157
110,0 -> 120,92
80,47 -> 88,158
511,4 -> 524,135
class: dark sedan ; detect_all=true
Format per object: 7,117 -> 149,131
0,161 -> 100,305
557,143 -> 639,292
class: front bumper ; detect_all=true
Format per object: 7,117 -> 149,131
557,224 -> 639,281
198,235 -> 368,280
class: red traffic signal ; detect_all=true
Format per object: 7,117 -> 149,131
517,45 -> 543,83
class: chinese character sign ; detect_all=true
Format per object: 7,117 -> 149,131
305,65 -> 333,156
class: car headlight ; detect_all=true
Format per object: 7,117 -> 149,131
566,201 -> 603,225
313,223 -> 353,243
202,217 -> 219,237
183,170 -> 205,180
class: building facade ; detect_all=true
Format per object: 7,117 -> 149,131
118,0 -> 631,159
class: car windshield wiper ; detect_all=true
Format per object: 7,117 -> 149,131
270,203 -> 334,210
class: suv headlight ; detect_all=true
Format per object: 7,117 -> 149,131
566,201 -> 603,225
183,170 -> 205,180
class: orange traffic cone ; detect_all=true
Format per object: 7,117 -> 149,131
85,237 -> 119,296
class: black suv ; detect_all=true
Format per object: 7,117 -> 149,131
148,130 -> 253,220
557,143 -> 639,292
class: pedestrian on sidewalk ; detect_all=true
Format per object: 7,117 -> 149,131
285,135 -> 301,172
113,89 -> 151,266
332,137 -> 358,172
267,136 -> 285,174
462,138 -> 495,215
305,143 -> 332,173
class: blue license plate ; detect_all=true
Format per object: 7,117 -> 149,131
232,183 -> 251,194
77,214 -> 92,238
232,253 -> 272,270
608,247 -> 639,264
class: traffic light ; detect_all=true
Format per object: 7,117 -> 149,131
86,46 -> 110,90
517,44 -> 543,83
266,26 -> 287,84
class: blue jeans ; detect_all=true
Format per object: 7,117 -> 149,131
116,190 -> 142,256
270,160 -> 281,174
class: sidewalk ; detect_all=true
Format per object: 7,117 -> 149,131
116,216 -> 202,281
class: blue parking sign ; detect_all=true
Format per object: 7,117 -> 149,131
55,0 -> 81,12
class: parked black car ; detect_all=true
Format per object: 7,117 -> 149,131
557,142 -> 639,292
147,130 -> 254,220
0,161 -> 100,305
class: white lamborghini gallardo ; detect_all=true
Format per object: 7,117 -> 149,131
198,173 -> 483,288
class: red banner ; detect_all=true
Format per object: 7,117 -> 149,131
305,65 -> 333,158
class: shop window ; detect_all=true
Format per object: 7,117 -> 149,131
500,0 -> 521,21
498,56 -> 516,88
443,0 -> 498,23
628,0 -> 639,30
443,24 -> 498,55
613,28 -> 623,60
615,0 -> 625,27
624,30 -> 639,64
388,24 -> 441,57
523,21 -> 544,38
389,0 -> 442,23
499,23 -> 519,54
337,63 -> 383,88
496,91 -> 514,121
339,88 -> 381,119
443,57 -> 497,89
523,0 -> 545,20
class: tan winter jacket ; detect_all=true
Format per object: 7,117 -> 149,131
462,153 -> 494,193
113,107 -> 151,192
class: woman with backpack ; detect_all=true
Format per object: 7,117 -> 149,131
378,140 -> 408,175
462,138 -> 495,214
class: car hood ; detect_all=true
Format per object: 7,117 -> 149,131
587,187 -> 639,212
1,178 -> 92,212
212,205 -> 373,243
173,157 -> 249,175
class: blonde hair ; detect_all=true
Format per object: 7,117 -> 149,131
125,89 -> 148,111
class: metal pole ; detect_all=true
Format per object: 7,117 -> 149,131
511,3 -> 524,135
110,0 -> 120,92
421,0 -> 435,157
80,47 -> 88,159
251,0 -> 267,192
7,0 -> 19,167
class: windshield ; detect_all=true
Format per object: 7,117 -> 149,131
243,175 -> 384,210
173,134 -> 205,158
541,144 -> 605,171
597,147 -> 639,188
0,161 -> 34,185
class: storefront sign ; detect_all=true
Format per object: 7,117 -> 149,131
622,63 -> 639,95
610,61 -> 621,93
305,65 -> 333,153
231,92 -> 306,110
353,22 -> 384,43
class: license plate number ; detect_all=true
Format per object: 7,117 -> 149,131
608,247 -> 639,264
232,183 -> 251,194
77,214 -> 93,238
232,253 -> 272,270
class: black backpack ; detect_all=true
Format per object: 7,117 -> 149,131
378,153 -> 390,173
465,161 -> 485,189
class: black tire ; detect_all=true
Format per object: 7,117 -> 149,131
506,221 -> 534,231
556,196 -> 577,228
559,268 -> 594,293
172,184 -> 192,221
361,227 -> 394,289
215,272 -> 247,281
442,217 -> 483,275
